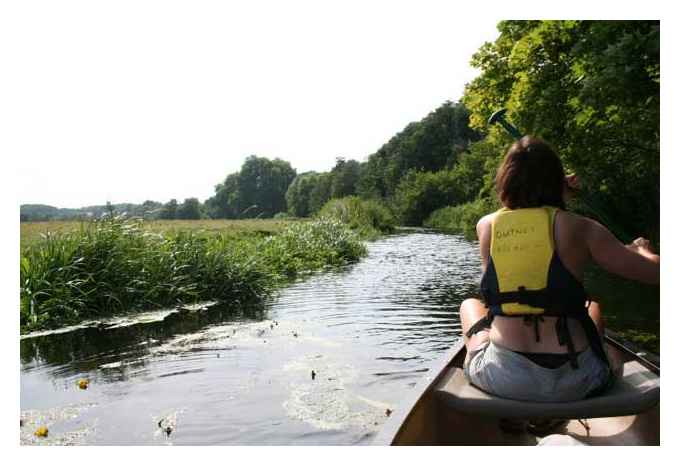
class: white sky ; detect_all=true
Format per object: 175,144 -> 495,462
5,1 -> 500,208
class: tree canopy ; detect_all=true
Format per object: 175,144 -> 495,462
463,20 -> 659,240
206,156 -> 297,219
176,198 -> 203,220
285,172 -> 320,217
357,101 -> 481,199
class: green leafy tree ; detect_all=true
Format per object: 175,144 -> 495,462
176,198 -> 202,220
286,172 -> 319,217
140,200 -> 163,219
206,156 -> 297,219
238,156 -> 297,217
455,138 -> 507,201
159,199 -> 178,220
393,169 -> 464,226
206,173 -> 242,219
463,20 -> 659,239
357,101 -> 481,198
330,157 -> 361,199
308,172 -> 333,214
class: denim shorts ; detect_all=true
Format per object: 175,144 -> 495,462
463,340 -> 611,402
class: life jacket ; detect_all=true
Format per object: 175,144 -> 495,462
466,206 -> 610,374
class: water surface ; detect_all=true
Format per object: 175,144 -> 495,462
20,231 -> 481,445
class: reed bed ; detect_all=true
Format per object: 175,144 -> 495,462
20,218 -> 301,249
20,216 -> 366,333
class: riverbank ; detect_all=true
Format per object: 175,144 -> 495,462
20,217 -> 367,334
20,197 -> 399,334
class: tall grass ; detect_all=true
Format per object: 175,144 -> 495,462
20,218 -> 300,248
261,218 -> 367,277
20,216 -> 366,333
317,196 -> 396,239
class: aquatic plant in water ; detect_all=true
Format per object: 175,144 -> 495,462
261,218 -> 367,277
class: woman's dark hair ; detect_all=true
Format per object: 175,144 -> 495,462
495,136 -> 566,210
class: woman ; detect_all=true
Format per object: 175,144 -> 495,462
461,136 -> 660,404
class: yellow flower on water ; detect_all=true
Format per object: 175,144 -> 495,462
34,426 -> 48,437
77,379 -> 89,389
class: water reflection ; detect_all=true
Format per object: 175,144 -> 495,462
21,305 -> 267,377
20,231 -> 481,445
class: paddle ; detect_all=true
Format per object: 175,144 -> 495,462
487,108 -> 635,244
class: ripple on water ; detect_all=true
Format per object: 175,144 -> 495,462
20,231 -> 482,445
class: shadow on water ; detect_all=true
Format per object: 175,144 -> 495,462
20,303 -> 268,377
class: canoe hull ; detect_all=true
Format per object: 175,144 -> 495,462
375,334 -> 660,446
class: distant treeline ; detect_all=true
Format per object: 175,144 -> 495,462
21,100 -> 480,223
22,21 -> 659,244
21,202 -> 164,222
20,200 -> 196,222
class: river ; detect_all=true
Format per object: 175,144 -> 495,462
19,230 -> 481,445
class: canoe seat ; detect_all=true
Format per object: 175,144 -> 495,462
434,359 -> 659,420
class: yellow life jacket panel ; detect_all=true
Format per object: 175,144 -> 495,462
489,207 -> 556,315
480,206 -> 587,318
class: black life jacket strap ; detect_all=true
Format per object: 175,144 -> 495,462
465,311 -> 494,338
554,305 -> 611,373
555,315 -> 579,369
524,315 -> 545,343
483,286 -> 553,309
482,286 -> 586,316
577,311 -> 611,372
464,303 -> 611,377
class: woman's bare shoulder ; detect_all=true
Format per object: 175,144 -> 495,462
476,212 -> 494,229
476,212 -> 497,240
556,209 -> 599,231
477,212 -> 498,226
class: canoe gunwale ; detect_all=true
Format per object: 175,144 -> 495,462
604,329 -> 659,375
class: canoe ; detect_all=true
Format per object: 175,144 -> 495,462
374,331 -> 660,446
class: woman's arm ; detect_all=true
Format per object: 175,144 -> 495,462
585,219 -> 660,285
476,214 -> 493,272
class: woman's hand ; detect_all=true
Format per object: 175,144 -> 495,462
563,174 -> 580,201
626,237 -> 656,256
565,174 -> 580,191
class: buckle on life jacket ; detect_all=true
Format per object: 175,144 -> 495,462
483,286 -> 553,310
516,286 -> 531,305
